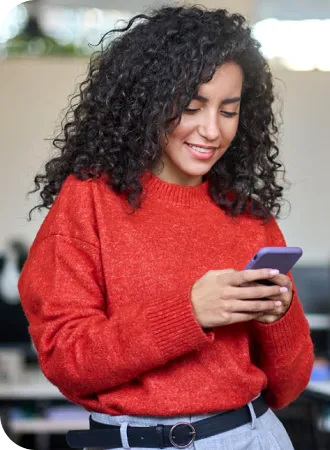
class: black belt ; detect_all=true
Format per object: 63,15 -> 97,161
66,395 -> 268,449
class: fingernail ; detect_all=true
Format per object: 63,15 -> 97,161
275,301 -> 282,307
269,269 -> 279,275
280,286 -> 288,293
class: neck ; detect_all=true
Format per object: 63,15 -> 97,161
151,162 -> 203,187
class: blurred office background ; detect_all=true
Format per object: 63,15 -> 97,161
0,0 -> 330,449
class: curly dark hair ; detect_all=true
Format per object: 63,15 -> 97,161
28,4 -> 289,222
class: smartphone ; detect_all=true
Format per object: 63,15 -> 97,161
244,246 -> 303,285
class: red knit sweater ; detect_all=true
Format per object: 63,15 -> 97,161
18,173 -> 314,416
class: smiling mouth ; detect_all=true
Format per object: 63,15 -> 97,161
185,143 -> 217,153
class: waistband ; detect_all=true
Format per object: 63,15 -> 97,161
66,395 -> 268,449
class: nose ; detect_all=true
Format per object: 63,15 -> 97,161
197,113 -> 221,142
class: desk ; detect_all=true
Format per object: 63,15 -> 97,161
9,417 -> 88,433
0,368 -> 88,450
301,380 -> 330,450
0,369 -> 62,400
304,313 -> 330,417
307,381 -> 330,401
306,314 -> 330,331
1,384 -> 61,400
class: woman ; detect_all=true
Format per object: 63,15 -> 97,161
18,5 -> 314,450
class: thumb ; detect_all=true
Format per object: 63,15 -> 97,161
216,268 -> 237,275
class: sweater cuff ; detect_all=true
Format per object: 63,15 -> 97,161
146,285 -> 214,362
252,292 -> 310,360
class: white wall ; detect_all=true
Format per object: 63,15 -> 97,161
272,70 -> 330,264
185,0 -> 255,19
0,57 -> 88,249
0,58 -> 329,264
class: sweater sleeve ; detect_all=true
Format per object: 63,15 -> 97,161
250,216 -> 314,409
18,179 -> 213,401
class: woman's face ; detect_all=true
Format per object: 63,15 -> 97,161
157,62 -> 243,186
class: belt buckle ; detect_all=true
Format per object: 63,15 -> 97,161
169,422 -> 196,449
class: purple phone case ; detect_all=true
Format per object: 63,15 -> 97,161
244,246 -> 303,274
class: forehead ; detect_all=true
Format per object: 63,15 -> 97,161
199,63 -> 243,96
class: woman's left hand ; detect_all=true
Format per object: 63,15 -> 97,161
253,273 -> 293,324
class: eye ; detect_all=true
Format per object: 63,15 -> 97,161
221,111 -> 239,118
184,108 -> 200,114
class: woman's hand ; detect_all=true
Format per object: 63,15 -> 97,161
253,273 -> 293,324
190,269 -> 287,329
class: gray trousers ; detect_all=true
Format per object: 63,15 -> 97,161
85,402 -> 294,450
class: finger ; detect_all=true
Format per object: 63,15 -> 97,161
227,299 -> 281,314
229,269 -> 281,287
212,269 -> 237,276
229,312 -> 264,324
241,281 -> 260,287
267,273 -> 292,288
254,314 -> 278,324
229,284 -> 288,300
261,291 -> 290,303
242,280 -> 291,302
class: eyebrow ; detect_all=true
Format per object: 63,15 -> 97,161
193,94 -> 241,105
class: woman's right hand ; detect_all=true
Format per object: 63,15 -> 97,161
190,268 -> 286,328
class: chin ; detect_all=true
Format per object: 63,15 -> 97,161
182,162 -> 215,177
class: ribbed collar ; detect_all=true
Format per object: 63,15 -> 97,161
142,171 -> 212,207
